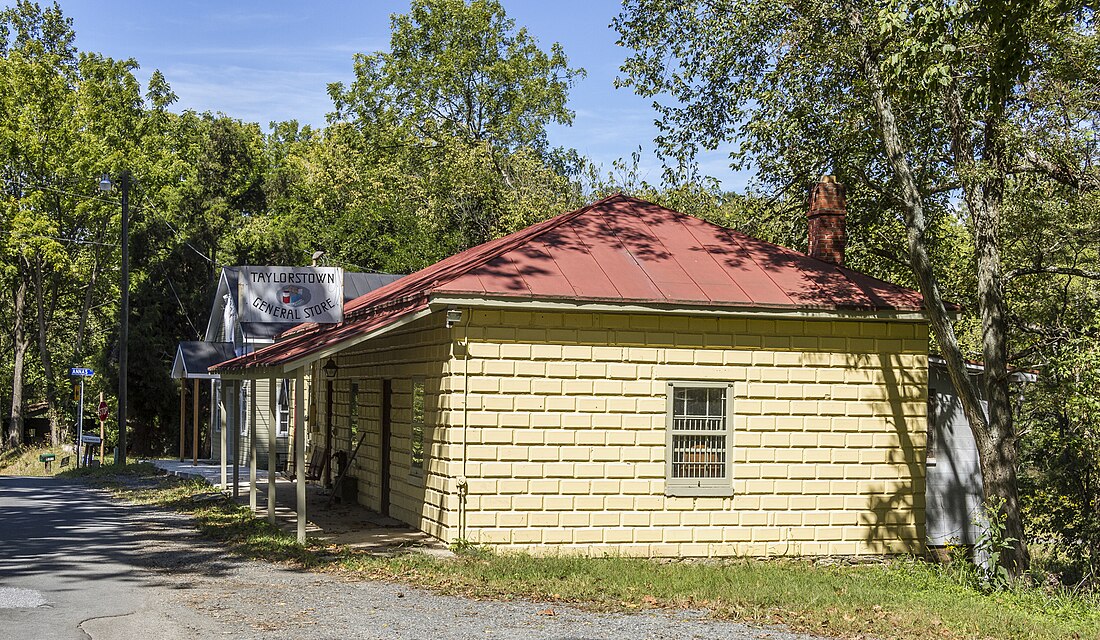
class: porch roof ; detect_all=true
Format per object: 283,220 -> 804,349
172,341 -> 236,380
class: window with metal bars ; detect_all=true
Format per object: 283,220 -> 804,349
666,382 -> 733,496
410,378 -> 425,476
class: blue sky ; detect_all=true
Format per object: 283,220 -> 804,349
56,0 -> 750,192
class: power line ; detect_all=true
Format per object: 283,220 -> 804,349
0,229 -> 119,247
2,176 -> 220,267
1,177 -> 120,206
161,267 -> 202,340
136,193 -> 218,266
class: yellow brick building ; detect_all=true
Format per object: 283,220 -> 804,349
215,187 -> 931,556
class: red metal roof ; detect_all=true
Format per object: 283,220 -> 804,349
212,194 -> 926,372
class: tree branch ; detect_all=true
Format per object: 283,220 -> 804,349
926,180 -> 962,195
1005,266 -> 1100,280
1017,148 -> 1100,192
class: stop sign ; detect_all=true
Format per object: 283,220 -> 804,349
97,401 -> 109,422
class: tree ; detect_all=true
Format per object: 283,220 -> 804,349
271,0 -> 590,270
330,0 -> 583,154
122,108 -> 268,453
615,0 -> 1099,574
1,2 -> 174,454
1,0 -> 84,448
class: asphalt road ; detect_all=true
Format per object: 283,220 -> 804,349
0,475 -> 828,640
0,475 -> 225,640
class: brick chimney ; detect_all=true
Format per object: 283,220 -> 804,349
807,175 -> 846,266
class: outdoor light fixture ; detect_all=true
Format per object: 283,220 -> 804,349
98,173 -> 112,192
446,309 -> 463,328
322,358 -> 339,380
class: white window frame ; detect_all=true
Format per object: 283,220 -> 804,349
212,380 -> 222,433
276,379 -> 291,438
349,382 -> 359,438
665,381 -> 734,497
926,392 -> 941,466
239,384 -> 248,436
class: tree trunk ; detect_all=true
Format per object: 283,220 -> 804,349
32,256 -> 60,447
962,128 -> 1029,573
858,25 -> 1030,574
971,192 -> 1029,571
7,271 -> 30,451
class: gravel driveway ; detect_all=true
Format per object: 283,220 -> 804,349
89,511 -> 830,640
3,477 -> 831,640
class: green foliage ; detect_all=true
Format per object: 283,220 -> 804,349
262,0 -> 589,272
330,0 -> 583,153
0,0 -> 145,446
615,0 -> 1100,576
1,0 -> 593,458
1019,310 -> 1100,584
975,495 -> 1020,590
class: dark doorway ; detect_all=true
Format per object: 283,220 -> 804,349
380,379 -> 392,516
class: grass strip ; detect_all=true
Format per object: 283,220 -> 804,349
0,446 -> 75,476
63,466 -> 1100,640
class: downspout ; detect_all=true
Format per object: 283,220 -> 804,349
458,308 -> 472,541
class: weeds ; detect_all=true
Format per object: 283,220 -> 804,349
975,495 -> 1019,590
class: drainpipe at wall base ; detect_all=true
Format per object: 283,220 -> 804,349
457,308 -> 472,542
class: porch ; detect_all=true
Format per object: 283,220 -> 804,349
151,459 -> 446,554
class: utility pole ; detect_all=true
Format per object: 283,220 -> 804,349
99,170 -> 130,465
119,171 -> 129,465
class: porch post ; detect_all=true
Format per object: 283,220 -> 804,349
192,378 -> 199,465
219,381 -> 227,489
267,377 -> 277,523
295,368 -> 306,544
179,379 -> 186,462
249,378 -> 257,511
231,381 -> 240,498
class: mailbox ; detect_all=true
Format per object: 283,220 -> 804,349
39,452 -> 56,472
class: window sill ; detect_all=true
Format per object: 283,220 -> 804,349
665,484 -> 734,498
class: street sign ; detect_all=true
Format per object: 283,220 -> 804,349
70,367 -> 94,377
97,401 -> 109,422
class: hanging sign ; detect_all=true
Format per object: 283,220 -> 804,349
238,267 -> 344,324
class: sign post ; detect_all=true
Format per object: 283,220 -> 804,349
69,367 -> 94,467
98,395 -> 107,462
